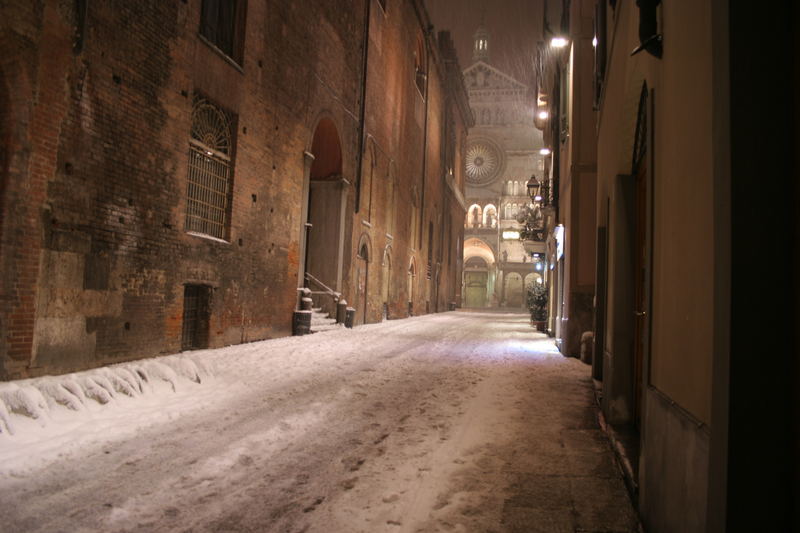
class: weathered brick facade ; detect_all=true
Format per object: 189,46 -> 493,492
0,0 -> 470,379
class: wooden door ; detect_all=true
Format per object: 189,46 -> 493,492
633,163 -> 648,429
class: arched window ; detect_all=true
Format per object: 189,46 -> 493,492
483,204 -> 497,228
186,94 -> 235,240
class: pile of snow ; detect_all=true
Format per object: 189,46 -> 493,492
0,353 -> 215,436
0,352 -> 215,475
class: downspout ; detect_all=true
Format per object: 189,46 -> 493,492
354,0 -> 371,213
437,96 -> 452,311
418,31 -> 432,254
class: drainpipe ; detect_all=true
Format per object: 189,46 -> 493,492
354,0 -> 371,213
418,26 -> 432,249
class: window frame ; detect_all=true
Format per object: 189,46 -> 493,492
185,94 -> 237,242
198,0 -> 248,67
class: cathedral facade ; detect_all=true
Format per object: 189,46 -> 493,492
461,26 -> 546,309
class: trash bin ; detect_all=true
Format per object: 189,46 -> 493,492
344,307 -> 355,328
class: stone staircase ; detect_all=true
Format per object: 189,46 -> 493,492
310,307 -> 340,333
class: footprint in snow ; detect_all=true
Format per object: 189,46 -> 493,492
341,477 -> 358,490
302,497 -> 325,513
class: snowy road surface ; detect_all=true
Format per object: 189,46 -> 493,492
0,310 -> 639,532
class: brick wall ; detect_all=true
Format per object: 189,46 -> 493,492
0,0 -> 468,379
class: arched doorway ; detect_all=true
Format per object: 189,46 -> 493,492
464,256 -> 488,307
304,118 -> 346,314
381,246 -> 392,320
505,273 -> 524,308
483,204 -> 497,228
463,237 -> 496,307
355,235 -> 371,324
467,204 -> 482,228
407,258 -> 416,316
524,272 -> 543,289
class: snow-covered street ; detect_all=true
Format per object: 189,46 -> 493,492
0,310 -> 639,533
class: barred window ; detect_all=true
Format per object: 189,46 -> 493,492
186,95 -> 234,240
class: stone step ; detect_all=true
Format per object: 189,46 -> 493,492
311,323 -> 341,333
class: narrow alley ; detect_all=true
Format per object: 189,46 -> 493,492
0,311 -> 638,533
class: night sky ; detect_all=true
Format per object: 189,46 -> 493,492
425,0 -> 544,87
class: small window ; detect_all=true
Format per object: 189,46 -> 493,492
186,95 -> 236,240
182,284 -> 211,350
200,0 -> 247,64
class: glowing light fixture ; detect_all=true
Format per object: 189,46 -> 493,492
592,36 -> 598,48
537,110 -> 549,120
539,147 -> 552,156
534,194 -> 543,202
502,230 -> 520,240
551,36 -> 569,48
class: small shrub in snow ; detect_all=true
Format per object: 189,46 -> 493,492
60,377 -> 89,406
0,399 -> 15,435
79,376 -> 114,405
190,356 -> 214,382
0,384 -> 49,425
98,368 -> 140,397
114,367 -> 145,394
162,357 -> 201,384
34,380 -> 85,412
142,361 -> 180,392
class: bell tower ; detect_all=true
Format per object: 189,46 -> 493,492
472,18 -> 490,63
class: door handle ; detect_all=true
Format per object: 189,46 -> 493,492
635,311 -> 647,317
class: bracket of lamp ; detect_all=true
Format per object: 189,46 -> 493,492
631,34 -> 663,58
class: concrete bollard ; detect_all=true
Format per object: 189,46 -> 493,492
336,299 -> 347,324
344,307 -> 355,328
580,331 -> 594,364
292,310 -> 312,336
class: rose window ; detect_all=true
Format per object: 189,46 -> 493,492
465,142 -> 501,185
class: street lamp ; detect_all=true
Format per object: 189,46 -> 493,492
526,176 -> 542,203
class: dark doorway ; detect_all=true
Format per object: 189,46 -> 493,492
182,284 -> 211,351
381,250 -> 391,320
305,117 -> 345,312
632,161 -> 647,428
357,242 -> 370,324
631,84 -> 651,430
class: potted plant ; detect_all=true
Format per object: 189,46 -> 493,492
527,283 -> 548,332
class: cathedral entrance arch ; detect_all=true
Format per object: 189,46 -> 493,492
463,237 -> 495,308
464,256 -> 488,307
303,117 -> 347,316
